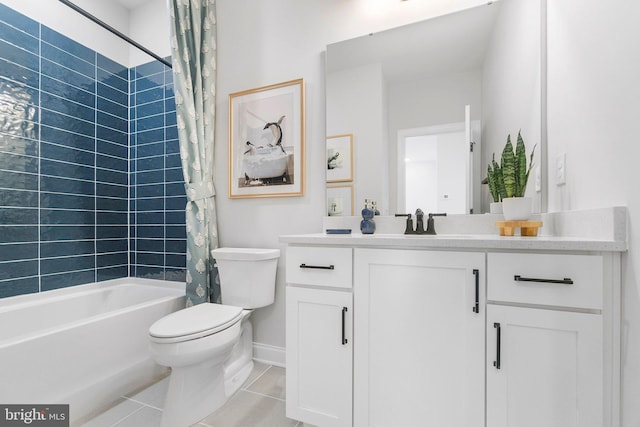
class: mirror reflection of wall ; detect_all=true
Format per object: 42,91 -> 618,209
326,0 -> 545,215
482,0 -> 543,212
326,63 -> 387,215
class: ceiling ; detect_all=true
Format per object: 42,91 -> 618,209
113,0 -> 153,10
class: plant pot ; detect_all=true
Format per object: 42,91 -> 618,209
502,197 -> 532,221
489,202 -> 503,214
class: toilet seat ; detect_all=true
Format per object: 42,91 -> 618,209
149,303 -> 243,344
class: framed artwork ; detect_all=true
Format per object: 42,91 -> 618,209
228,79 -> 305,198
326,134 -> 354,182
326,184 -> 354,216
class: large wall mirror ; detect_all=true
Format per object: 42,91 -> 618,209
326,0 -> 546,216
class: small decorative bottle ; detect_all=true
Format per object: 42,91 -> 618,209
360,199 -> 376,235
372,200 -> 380,215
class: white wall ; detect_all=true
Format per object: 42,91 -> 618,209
546,1 -> 640,425
389,71 -> 482,132
215,0 -> 487,351
128,0 -> 171,67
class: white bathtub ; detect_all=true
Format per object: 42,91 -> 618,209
0,278 -> 185,424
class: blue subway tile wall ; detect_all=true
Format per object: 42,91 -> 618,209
0,5 -> 41,298
131,61 -> 186,281
0,5 -> 185,298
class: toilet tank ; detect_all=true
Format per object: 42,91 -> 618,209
211,248 -> 280,309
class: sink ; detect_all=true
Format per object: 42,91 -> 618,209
406,234 -> 473,238
388,233 -> 477,239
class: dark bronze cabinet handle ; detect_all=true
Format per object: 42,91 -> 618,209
341,307 -> 348,345
514,275 -> 574,285
493,322 -> 501,370
300,263 -> 335,270
472,269 -> 480,313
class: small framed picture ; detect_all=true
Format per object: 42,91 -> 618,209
326,184 -> 354,216
326,134 -> 353,182
228,79 -> 305,198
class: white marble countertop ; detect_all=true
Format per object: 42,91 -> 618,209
280,207 -> 629,252
280,232 -> 627,252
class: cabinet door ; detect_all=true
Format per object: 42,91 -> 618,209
354,249 -> 485,427
487,304 -> 603,427
286,286 -> 352,427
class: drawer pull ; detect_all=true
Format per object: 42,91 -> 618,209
493,322 -> 501,370
300,263 -> 335,270
341,307 -> 348,345
472,269 -> 480,313
514,275 -> 574,285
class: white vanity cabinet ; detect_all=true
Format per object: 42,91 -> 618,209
285,246 -> 353,427
486,252 -> 620,427
282,221 -> 623,427
353,248 -> 485,427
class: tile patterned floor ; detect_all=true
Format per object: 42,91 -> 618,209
78,363 -> 300,427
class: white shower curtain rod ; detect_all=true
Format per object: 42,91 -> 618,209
57,0 -> 172,69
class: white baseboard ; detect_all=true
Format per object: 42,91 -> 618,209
253,342 -> 285,368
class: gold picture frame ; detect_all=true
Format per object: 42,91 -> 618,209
326,134 -> 354,183
228,79 -> 305,198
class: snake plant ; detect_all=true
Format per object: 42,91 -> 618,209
487,154 -> 506,202
486,131 -> 536,202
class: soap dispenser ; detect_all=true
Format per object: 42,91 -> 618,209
371,200 -> 380,215
360,199 -> 376,234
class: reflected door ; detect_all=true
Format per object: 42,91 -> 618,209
399,125 -> 480,214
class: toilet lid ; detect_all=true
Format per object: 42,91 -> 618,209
149,303 -> 243,342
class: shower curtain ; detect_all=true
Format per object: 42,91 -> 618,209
168,0 -> 219,306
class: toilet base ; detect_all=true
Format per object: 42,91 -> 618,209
160,313 -> 255,427
224,311 -> 254,395
161,358 -> 228,427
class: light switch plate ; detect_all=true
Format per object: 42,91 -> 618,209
556,153 -> 566,185
535,166 -> 541,192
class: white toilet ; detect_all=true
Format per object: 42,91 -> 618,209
148,247 -> 280,427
